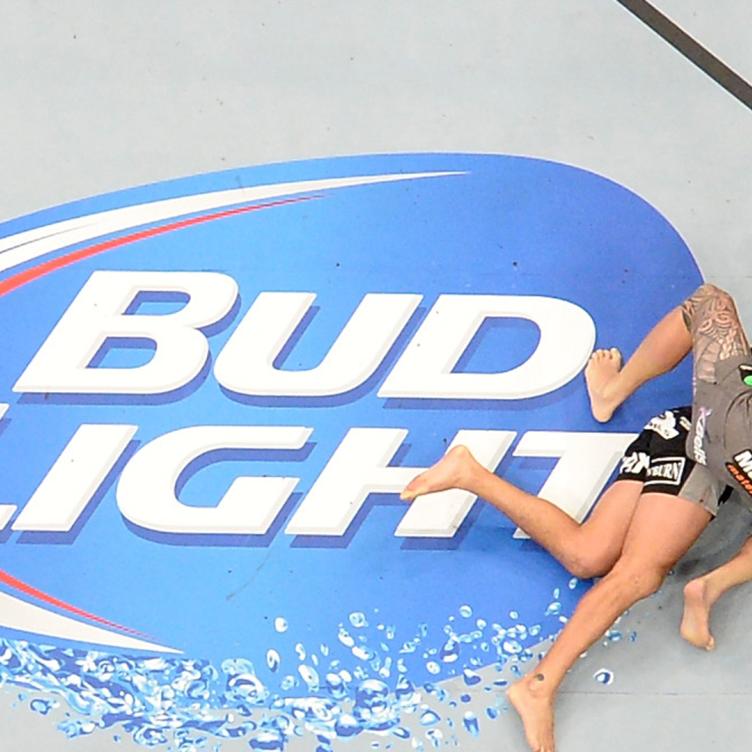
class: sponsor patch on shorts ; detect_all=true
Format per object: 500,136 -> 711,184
644,456 -> 686,486
644,410 -> 680,440
619,450 -> 650,476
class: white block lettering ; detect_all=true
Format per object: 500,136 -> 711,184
12,424 -> 138,532
214,292 -> 421,396
14,271 -> 238,394
378,295 -> 595,399
117,425 -> 311,534
286,428 -> 514,537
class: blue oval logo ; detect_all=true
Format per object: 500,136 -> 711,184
0,154 -> 701,746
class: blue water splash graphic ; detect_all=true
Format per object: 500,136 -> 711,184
0,582 -> 632,749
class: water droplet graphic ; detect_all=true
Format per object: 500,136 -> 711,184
569,577 -> 578,589
463,711 -> 480,737
459,605 -> 472,618
502,639 -> 522,655
425,728 -> 443,748
30,698 -> 55,715
440,639 -> 460,663
352,645 -> 375,661
298,665 -> 320,691
338,627 -> 355,648
419,709 -> 441,726
545,601 -> 562,616
227,673 -> 267,704
266,650 -> 280,673
349,612 -> 368,628
0,604 -> 542,750
462,668 -> 481,686
593,669 -> 614,685
395,675 -> 416,702
334,713 -> 361,738
250,730 -> 284,750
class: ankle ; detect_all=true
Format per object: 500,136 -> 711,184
601,375 -> 628,405
686,576 -> 720,606
701,578 -> 723,607
524,671 -> 556,700
453,446 -> 481,490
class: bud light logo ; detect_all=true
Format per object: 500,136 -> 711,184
0,154 -> 700,748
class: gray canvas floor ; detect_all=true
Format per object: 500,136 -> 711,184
1,1 -> 751,751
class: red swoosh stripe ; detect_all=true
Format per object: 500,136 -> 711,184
0,195 -> 316,298
0,194 -> 318,640
0,568 -> 146,637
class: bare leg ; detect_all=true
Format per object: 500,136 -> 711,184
508,493 -> 710,752
402,446 -> 641,578
586,283 -> 750,422
681,535 -> 752,650
586,307 -> 691,422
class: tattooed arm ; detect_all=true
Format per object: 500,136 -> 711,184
681,284 -> 750,384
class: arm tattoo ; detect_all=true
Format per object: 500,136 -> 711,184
681,284 -> 750,384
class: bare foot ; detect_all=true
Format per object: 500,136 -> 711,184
680,577 -> 716,651
585,348 -> 623,423
400,445 -> 476,501
508,674 -> 556,752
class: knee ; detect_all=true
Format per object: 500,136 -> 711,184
567,548 -> 618,580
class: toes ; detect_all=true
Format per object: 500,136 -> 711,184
401,474 -> 435,500
400,479 -> 422,501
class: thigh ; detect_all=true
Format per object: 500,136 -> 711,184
620,491 -> 711,570
579,479 -> 643,558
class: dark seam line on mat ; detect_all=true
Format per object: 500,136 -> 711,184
614,0 -> 752,111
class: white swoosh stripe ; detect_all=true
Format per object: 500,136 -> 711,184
0,172 -> 463,275
0,590 -> 180,653
0,404 -> 7,420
